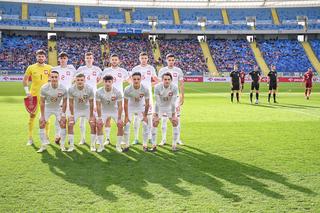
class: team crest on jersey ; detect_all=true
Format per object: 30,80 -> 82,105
118,73 -> 122,78
66,71 -> 70,76
139,93 -> 144,98
147,70 -> 151,75
50,96 -> 58,103
44,70 -> 49,75
168,92 -> 173,97
111,96 -> 116,101
173,73 -> 177,77
93,71 -> 96,76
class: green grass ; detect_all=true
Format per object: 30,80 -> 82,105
0,82 -> 319,212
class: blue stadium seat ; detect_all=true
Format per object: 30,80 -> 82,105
208,39 -> 257,72
28,3 -> 74,18
132,8 -> 173,24
259,39 -> 313,72
228,8 -> 272,24
277,7 -> 320,22
80,6 -> 124,23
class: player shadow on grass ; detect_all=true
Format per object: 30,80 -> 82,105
40,143 -> 316,203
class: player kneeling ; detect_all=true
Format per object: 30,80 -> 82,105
37,71 -> 67,153
123,72 -> 150,152
152,72 -> 179,152
96,75 -> 124,153
68,73 -> 96,152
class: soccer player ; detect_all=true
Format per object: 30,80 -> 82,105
68,73 -> 96,152
152,72 -> 179,152
51,52 -> 76,144
102,54 -> 130,145
131,52 -> 158,145
23,49 -> 52,146
239,69 -> 246,92
230,64 -> 241,103
304,67 -> 314,100
96,75 -> 124,153
248,65 -> 261,104
267,65 -> 278,103
37,71 -> 68,153
76,52 -> 102,145
157,53 -> 184,146
123,72 -> 150,152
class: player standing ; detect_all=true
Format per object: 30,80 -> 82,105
22,49 -> 52,145
68,73 -> 96,152
303,67 -> 314,100
152,73 -> 179,152
239,69 -> 246,92
76,52 -> 102,145
102,54 -> 129,145
51,52 -> 76,144
248,65 -> 261,104
157,54 -> 184,146
131,52 -> 158,145
96,75 -> 124,153
267,65 -> 278,103
230,64 -> 241,103
37,71 -> 67,152
123,72 -> 150,152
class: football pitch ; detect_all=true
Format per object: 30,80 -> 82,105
0,82 -> 319,212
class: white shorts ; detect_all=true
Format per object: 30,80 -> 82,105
129,110 -> 145,122
102,112 -> 122,123
158,110 -> 174,119
44,109 -> 61,122
74,110 -> 91,123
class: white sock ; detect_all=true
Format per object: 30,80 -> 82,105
97,135 -> 104,145
173,126 -> 179,146
147,114 -> 152,140
39,128 -> 46,145
80,118 -> 86,140
105,127 -> 111,140
151,127 -> 157,146
142,121 -> 149,146
123,123 -> 130,146
133,115 -> 141,140
117,135 -> 123,147
60,128 -> 66,146
68,134 -> 74,146
161,117 -> 168,141
90,134 -> 96,146
177,117 -> 181,141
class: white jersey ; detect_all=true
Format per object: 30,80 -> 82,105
158,66 -> 184,88
124,84 -> 150,112
96,86 -> 123,114
131,64 -> 157,92
40,83 -> 67,110
102,67 -> 129,95
52,65 -> 76,90
76,65 -> 102,94
154,82 -> 178,114
68,84 -> 94,112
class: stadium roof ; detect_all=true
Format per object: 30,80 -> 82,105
2,0 -> 320,8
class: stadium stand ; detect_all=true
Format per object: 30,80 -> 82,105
277,7 -> 320,23
0,1 -> 21,20
158,39 -> 208,75
309,40 -> 320,60
57,36 -> 103,69
81,6 -> 124,23
227,8 -> 272,24
108,37 -> 155,71
208,39 -> 257,73
258,39 -> 313,73
132,8 -> 173,24
179,9 -> 223,24
0,34 -> 48,74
